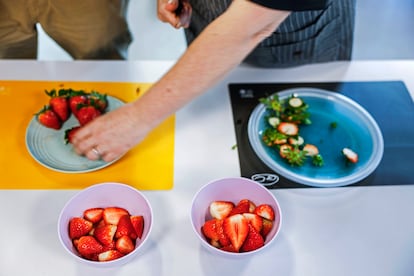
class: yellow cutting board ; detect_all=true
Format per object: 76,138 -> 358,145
0,81 -> 174,190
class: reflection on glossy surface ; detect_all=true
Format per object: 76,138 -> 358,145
248,88 -> 384,187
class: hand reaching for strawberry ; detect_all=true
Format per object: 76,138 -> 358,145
71,102 -> 150,162
34,88 -> 158,163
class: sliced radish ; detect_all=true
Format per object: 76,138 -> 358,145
342,147 -> 358,163
277,122 -> 299,136
288,136 -> 304,146
303,144 -> 319,156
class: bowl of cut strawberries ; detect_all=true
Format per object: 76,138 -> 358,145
58,182 -> 152,267
190,177 -> 282,257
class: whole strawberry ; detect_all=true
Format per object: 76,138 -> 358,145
76,105 -> 102,126
87,91 -> 108,112
241,224 -> 265,252
36,106 -> 62,130
64,126 -> 81,144
68,92 -> 88,116
45,89 -> 70,122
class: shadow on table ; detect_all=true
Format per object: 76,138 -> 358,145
199,232 -> 294,276
74,239 -> 163,275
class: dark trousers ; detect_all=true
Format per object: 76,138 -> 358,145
185,0 -> 356,68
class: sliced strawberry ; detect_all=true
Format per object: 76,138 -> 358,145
68,217 -> 93,239
277,122 -> 299,136
202,218 -> 231,248
342,147 -> 358,163
220,244 -> 238,253
83,207 -> 104,224
36,106 -> 62,130
115,235 -> 135,254
103,207 -> 130,225
76,105 -> 102,126
115,214 -> 137,240
98,250 -> 124,262
241,223 -> 265,252
64,126 -> 81,144
209,201 -> 234,219
242,213 -> 263,233
94,224 -> 117,246
215,218 -> 231,247
261,218 -> 273,239
254,204 -> 275,221
223,214 -> 249,252
102,240 -> 116,252
210,239 -> 221,248
76,236 -> 104,260
202,219 -> 220,241
72,238 -> 80,249
95,219 -> 106,229
46,89 -> 70,122
130,215 -> 144,239
303,144 -> 319,156
238,199 -> 256,213
228,200 -> 250,216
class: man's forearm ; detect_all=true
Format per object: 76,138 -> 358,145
132,0 -> 290,130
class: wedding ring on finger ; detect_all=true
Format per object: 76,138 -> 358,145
91,147 -> 101,159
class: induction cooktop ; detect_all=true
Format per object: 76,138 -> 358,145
229,81 -> 414,189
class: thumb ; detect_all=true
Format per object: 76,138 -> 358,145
165,0 -> 178,12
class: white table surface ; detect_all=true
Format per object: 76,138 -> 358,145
1,60 -> 414,276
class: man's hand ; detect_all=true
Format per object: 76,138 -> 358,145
157,0 -> 192,28
71,102 -> 150,162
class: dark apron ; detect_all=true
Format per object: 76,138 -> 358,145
185,0 -> 356,68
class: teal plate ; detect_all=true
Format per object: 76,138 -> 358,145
248,88 -> 384,187
25,96 -> 125,173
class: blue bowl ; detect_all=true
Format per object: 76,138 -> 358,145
248,88 -> 384,187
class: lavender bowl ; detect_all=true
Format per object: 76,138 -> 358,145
190,177 -> 282,257
57,182 -> 153,267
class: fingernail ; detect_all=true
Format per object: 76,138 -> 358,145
168,0 -> 174,4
